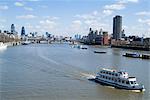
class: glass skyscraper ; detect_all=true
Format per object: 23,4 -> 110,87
21,26 -> 25,36
11,24 -> 15,34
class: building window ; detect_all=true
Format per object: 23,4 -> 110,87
122,80 -> 124,84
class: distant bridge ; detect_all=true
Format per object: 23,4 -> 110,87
26,37 -> 74,44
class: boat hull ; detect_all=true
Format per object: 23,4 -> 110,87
94,78 -> 145,92
94,51 -> 106,53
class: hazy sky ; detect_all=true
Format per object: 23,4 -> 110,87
0,0 -> 150,37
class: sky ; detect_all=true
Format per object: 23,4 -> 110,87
0,0 -> 150,37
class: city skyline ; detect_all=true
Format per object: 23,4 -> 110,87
0,0 -> 150,37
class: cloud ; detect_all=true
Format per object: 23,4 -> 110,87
138,18 -> 150,26
103,2 -> 125,16
39,19 -> 58,30
136,11 -> 150,16
41,16 -> 59,29
104,3 -> 125,11
35,25 -> 40,29
39,5 -> 48,8
24,7 -> 33,11
66,20 -> 85,34
0,25 -> 4,29
93,11 -> 98,16
72,20 -> 82,25
84,19 -> 107,30
148,28 -> 150,34
127,0 -> 138,3
73,9 -> 111,35
16,15 -> 37,19
24,16 -> 59,34
75,14 -> 96,20
103,0 -> 138,16
84,20 -> 95,25
14,2 -> 24,7
0,5 -> 8,10
26,23 -> 34,29
43,16 -> 59,20
28,0 -> 39,1
74,8 -> 111,34
0,19 -> 6,22
118,0 -> 139,3
103,9 -> 113,16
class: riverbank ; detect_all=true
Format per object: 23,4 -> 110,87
111,45 -> 150,51
4,42 -> 21,47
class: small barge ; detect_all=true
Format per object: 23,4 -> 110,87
123,53 -> 140,58
141,54 -> 150,59
123,53 -> 150,59
94,51 -> 106,54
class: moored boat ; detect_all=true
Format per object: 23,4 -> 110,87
94,51 -> 106,53
123,53 -> 150,59
81,47 -> 88,49
141,54 -> 150,59
72,45 -> 87,49
93,68 -> 145,92
123,53 -> 140,58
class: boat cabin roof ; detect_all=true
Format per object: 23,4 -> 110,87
100,68 -> 116,72
100,68 -> 127,74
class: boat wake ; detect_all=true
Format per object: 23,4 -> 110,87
79,72 -> 96,79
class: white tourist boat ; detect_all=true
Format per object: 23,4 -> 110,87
94,68 -> 145,92
0,42 -> 7,50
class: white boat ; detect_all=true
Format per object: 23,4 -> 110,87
0,42 -> 7,50
94,68 -> 145,92
72,44 -> 81,48
21,41 -> 31,45
72,45 -> 87,49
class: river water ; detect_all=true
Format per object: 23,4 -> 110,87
0,44 -> 150,100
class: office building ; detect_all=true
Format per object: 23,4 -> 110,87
21,26 -> 25,36
11,24 -> 15,34
113,15 -> 122,40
